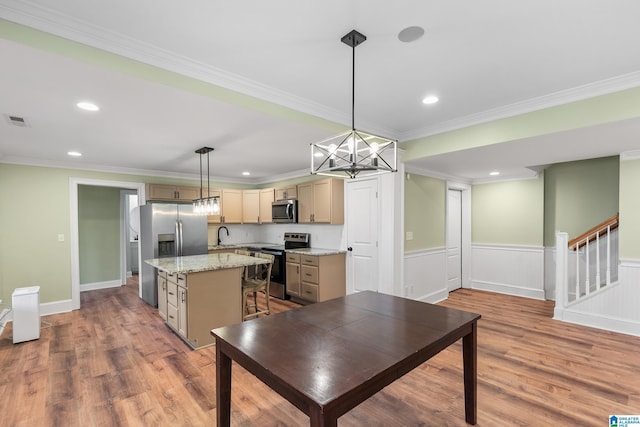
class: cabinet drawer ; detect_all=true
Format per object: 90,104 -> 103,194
286,253 -> 300,263
176,273 -> 187,287
167,304 -> 178,329
158,271 -> 167,280
167,282 -> 178,307
167,272 -> 177,284
300,265 -> 318,283
300,282 -> 319,302
301,255 -> 319,266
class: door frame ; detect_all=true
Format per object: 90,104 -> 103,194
446,181 -> 471,289
69,178 -> 146,310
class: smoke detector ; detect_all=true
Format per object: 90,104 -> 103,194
4,114 -> 31,127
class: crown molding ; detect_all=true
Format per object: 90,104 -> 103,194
0,3 -> 397,139
620,150 -> 640,161
404,165 -> 470,184
400,71 -> 640,142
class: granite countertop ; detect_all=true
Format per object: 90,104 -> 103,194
285,247 -> 347,256
145,253 -> 269,274
208,242 -> 282,251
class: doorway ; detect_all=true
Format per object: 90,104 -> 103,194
70,178 -> 145,310
446,182 -> 471,292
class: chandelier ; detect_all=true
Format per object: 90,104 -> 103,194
193,147 -> 220,215
311,30 -> 397,179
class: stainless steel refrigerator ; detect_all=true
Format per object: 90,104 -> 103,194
139,203 -> 208,306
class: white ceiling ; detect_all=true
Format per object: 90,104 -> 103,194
1,1 -> 640,182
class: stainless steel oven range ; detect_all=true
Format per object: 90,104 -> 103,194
248,232 -> 310,300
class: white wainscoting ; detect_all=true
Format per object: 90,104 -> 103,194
555,259 -> 640,337
80,279 -> 122,292
471,244 -> 545,300
544,247 -> 556,300
403,247 -> 448,303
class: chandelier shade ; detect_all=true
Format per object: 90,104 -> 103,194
310,29 -> 397,179
193,146 -> 220,215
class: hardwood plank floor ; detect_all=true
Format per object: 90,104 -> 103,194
1,285 -> 639,426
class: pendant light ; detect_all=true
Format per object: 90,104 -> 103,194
193,147 -> 220,215
311,30 -> 397,179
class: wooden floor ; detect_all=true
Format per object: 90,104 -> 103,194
1,284 -> 639,426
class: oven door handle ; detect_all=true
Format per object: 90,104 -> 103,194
260,249 -> 282,256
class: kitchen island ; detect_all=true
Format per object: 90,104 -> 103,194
145,253 -> 269,349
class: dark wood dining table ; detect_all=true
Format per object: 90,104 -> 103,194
211,291 -> 481,426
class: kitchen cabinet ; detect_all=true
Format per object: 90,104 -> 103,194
275,186 -> 297,201
157,271 -> 167,321
159,268 -> 242,348
242,190 -> 260,223
286,252 -> 345,303
259,188 -> 274,223
146,184 -> 200,202
297,178 -> 344,224
206,189 -> 223,224
285,253 -> 301,297
220,189 -> 243,223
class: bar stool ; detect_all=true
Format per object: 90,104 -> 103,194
242,252 -> 274,321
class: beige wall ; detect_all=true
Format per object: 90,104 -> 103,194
619,158 -> 640,259
404,173 -> 446,251
472,175 -> 545,246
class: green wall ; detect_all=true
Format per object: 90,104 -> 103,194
404,173 -> 446,251
619,158 -> 640,259
78,185 -> 122,284
543,156 -> 619,246
472,175 -> 545,246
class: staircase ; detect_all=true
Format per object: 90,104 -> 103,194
553,214 -> 640,335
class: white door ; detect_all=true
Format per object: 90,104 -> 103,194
346,178 -> 379,293
447,189 -> 462,291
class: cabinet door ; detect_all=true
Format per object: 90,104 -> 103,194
259,188 -> 274,223
157,274 -> 167,321
206,189 -> 222,223
242,190 -> 260,223
147,184 -> 178,201
286,262 -> 301,296
221,189 -> 243,223
275,186 -> 297,200
178,287 -> 188,338
312,179 -> 332,223
176,186 -> 199,202
297,183 -> 314,223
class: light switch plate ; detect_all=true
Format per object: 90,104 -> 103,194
58,234 -> 65,242
406,231 -> 413,241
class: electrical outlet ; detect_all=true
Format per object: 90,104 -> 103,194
406,231 -> 413,241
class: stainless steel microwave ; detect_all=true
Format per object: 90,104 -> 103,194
272,199 -> 297,223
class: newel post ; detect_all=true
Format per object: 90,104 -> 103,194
554,231 -> 569,319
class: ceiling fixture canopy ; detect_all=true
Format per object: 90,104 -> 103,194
193,147 -> 220,215
311,30 -> 397,179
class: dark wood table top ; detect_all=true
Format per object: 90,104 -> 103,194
212,291 -> 480,416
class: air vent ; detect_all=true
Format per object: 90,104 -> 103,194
5,114 -> 30,127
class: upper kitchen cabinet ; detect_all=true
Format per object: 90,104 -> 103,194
206,189 -> 223,224
259,188 -> 275,223
146,184 -> 200,202
220,189 -> 243,223
242,190 -> 260,224
275,186 -> 297,201
297,178 -> 344,224
243,188 -> 275,223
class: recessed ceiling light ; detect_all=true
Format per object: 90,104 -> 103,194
398,26 -> 425,43
422,95 -> 439,105
314,152 -> 324,157
77,102 -> 99,111
489,171 -> 500,176
242,171 -> 250,176
68,151 -> 82,157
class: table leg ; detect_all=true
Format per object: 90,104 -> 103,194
216,339 -> 232,427
309,405 -> 337,427
462,321 -> 477,425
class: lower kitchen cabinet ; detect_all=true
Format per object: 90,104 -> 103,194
286,252 -> 345,303
157,268 -> 243,348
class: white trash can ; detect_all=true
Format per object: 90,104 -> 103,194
12,286 -> 40,344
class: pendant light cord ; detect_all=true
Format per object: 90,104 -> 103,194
351,42 -> 356,131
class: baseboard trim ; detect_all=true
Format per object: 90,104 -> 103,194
554,307 -> 640,337
416,288 -> 449,304
80,280 -> 122,292
471,280 -> 546,300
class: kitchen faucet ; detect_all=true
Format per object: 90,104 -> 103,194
218,226 -> 229,246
